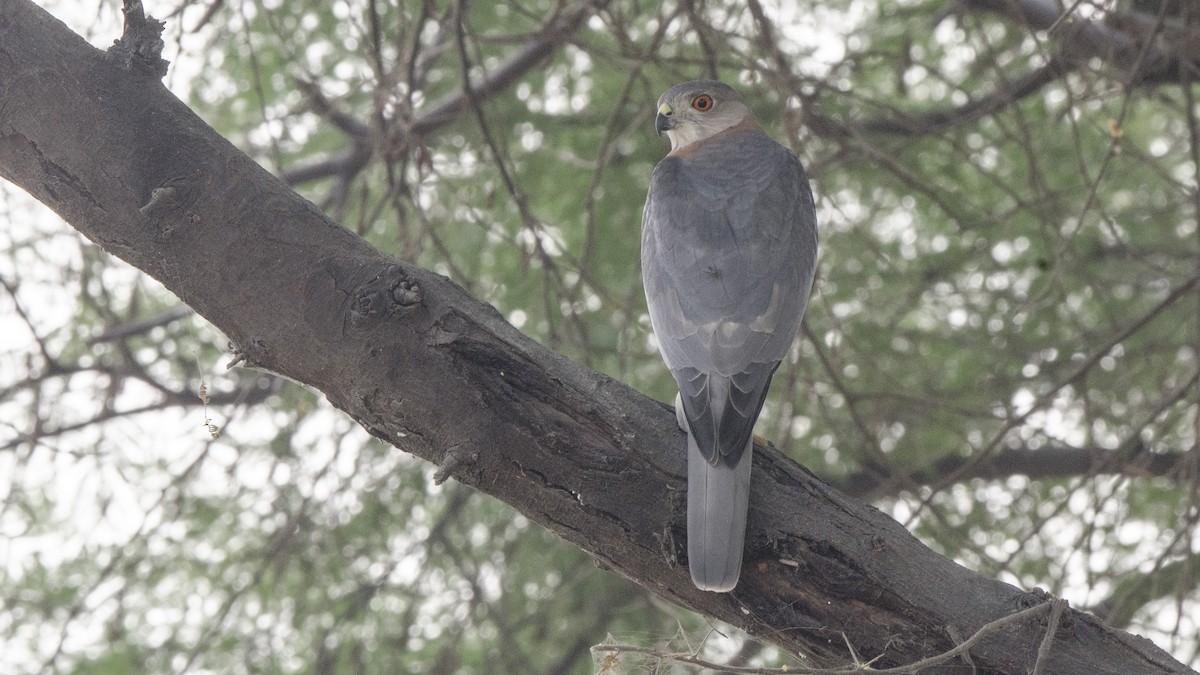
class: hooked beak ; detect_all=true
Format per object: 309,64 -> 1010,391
655,102 -> 676,136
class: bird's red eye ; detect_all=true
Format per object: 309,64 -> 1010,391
691,94 -> 713,111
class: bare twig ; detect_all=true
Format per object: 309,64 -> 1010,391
87,304 -> 194,344
592,600 -> 1056,674
281,0 -> 606,187
1032,599 -> 1069,675
838,436 -> 1200,499
858,60 -> 1069,136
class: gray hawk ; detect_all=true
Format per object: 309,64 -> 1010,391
641,80 -> 817,592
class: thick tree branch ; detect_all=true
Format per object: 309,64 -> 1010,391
0,2 -> 1192,672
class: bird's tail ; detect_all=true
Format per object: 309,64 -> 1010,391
686,432 -> 752,592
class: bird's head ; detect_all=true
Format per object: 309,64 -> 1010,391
654,80 -> 756,152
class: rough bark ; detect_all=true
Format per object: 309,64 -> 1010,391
0,2 -> 1192,672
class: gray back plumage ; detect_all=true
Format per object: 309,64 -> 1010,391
642,129 -> 816,467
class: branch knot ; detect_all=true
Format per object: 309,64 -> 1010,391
106,0 -> 169,79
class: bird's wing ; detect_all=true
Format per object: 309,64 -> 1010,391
642,130 -> 817,467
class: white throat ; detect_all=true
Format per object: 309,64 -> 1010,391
665,109 -> 751,152
665,125 -> 709,152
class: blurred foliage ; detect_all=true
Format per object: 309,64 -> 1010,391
2,0 -> 1200,672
